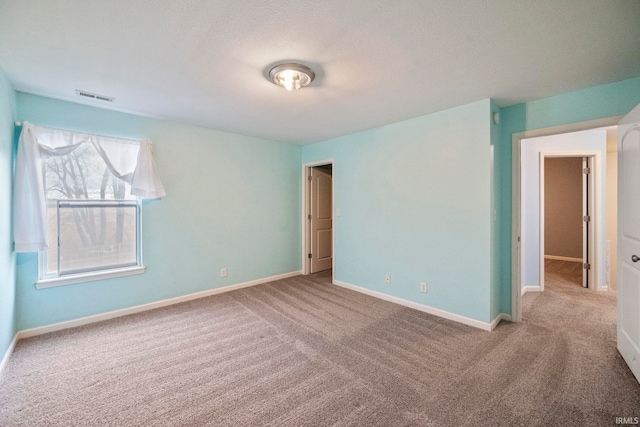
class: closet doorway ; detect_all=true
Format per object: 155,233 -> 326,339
541,155 -> 594,289
302,160 -> 334,278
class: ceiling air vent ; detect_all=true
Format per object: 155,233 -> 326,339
75,90 -> 114,102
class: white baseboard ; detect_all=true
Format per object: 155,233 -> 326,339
544,255 -> 582,263
0,334 -> 18,379
521,285 -> 542,296
490,313 -> 512,330
333,280 -> 496,331
17,270 -> 302,340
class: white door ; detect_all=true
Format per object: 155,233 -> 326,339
310,167 -> 332,273
618,103 -> 640,383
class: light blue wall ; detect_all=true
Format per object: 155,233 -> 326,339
522,129 -> 606,288
9,74 -> 640,332
302,100 -> 494,323
498,76 -> 640,312
15,93 -> 302,330
0,68 -> 17,357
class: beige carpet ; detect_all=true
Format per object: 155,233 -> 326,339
0,267 -> 639,426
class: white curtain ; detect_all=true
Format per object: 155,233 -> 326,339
13,122 -> 166,252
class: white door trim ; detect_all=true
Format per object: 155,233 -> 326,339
511,116 -> 622,323
302,159 -> 335,280
539,152 -> 599,292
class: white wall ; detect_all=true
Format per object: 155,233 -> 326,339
522,128 -> 607,288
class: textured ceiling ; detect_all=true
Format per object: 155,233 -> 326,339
1,0 -> 639,144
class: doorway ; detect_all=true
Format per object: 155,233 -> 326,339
541,154 -> 595,290
302,160 -> 335,279
511,117 -> 621,323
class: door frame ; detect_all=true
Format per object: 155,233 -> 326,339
511,116 -> 622,323
539,152 -> 597,291
302,159 -> 335,278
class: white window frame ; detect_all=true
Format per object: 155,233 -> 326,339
36,199 -> 145,289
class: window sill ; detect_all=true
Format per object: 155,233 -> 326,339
35,266 -> 146,289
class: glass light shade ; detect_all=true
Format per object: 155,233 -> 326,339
269,63 -> 315,91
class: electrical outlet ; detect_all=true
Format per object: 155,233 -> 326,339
385,275 -> 391,284
420,282 -> 427,293
221,268 -> 227,278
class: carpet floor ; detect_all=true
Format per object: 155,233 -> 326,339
0,266 -> 639,426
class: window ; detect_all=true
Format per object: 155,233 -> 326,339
43,201 -> 141,277
13,122 -> 165,289
38,140 -> 144,286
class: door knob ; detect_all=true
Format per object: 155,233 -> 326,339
633,255 -> 640,263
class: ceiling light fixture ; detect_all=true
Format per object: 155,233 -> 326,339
268,63 -> 315,91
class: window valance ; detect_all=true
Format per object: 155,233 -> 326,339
14,122 -> 166,253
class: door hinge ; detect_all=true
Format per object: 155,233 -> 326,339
583,263 -> 591,270
308,214 -> 312,220
308,175 -> 312,181
583,167 -> 590,174
517,236 -> 520,242
583,215 -> 591,222
308,253 -> 312,259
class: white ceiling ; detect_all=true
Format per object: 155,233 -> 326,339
1,0 -> 639,144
